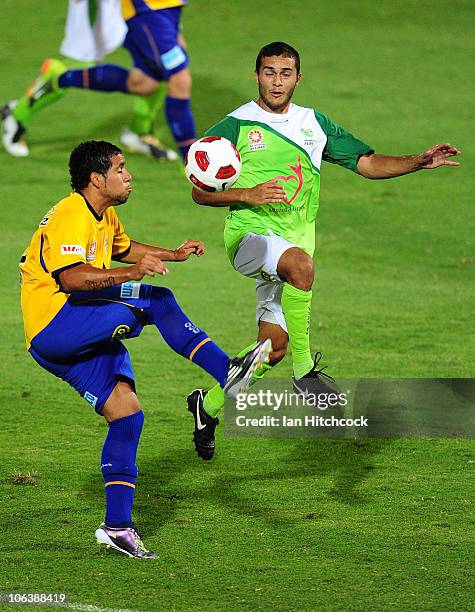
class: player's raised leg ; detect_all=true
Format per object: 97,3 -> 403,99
1,59 -> 67,157
137,284 -> 271,397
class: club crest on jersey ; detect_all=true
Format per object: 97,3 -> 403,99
86,240 -> 97,261
248,129 -> 267,151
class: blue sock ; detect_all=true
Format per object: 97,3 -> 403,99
101,411 -> 144,528
165,96 -> 196,159
146,286 -> 229,386
58,64 -> 129,93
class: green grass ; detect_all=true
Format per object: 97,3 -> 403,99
0,0 -> 474,610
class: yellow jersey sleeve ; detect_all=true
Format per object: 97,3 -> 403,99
42,210 -> 89,277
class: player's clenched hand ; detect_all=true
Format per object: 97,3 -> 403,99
242,179 -> 287,205
129,253 -> 169,279
173,239 -> 205,261
418,143 -> 461,169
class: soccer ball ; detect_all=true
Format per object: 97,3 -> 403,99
185,136 -> 241,192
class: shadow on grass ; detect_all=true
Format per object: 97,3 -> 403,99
208,438 -> 392,525
78,438 -> 391,534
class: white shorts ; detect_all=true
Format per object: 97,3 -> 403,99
60,0 -> 127,62
233,232 -> 296,332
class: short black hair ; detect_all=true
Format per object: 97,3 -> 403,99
69,140 -> 122,192
255,41 -> 300,74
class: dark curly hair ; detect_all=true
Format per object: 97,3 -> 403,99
69,140 -> 122,192
255,42 -> 300,74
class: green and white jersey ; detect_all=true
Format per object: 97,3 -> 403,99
204,101 -> 373,263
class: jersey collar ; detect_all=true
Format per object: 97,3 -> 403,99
252,100 -> 296,120
79,193 -> 103,221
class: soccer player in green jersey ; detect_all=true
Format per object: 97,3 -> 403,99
185,41 -> 460,461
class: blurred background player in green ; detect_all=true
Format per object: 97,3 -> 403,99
1,0 -> 183,161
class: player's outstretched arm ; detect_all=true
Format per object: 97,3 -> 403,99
59,254 -> 169,293
116,239 -> 205,264
357,143 -> 461,179
192,179 -> 286,207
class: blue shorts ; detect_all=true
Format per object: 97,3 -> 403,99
29,282 -> 153,414
124,7 -> 189,81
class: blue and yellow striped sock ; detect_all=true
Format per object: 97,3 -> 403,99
101,411 -> 144,528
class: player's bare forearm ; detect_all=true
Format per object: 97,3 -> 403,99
192,187 -> 249,207
59,253 -> 170,292
59,263 -> 138,293
116,239 -> 205,263
357,154 -> 420,179
192,179 -> 286,207
357,144 -> 460,179
116,240 -> 178,263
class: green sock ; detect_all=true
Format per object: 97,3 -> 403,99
203,343 -> 274,417
203,384 -> 225,418
13,88 -> 66,128
130,87 -> 166,135
253,362 -> 273,381
281,283 -> 313,379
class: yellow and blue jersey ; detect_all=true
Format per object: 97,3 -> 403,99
20,192 -> 130,348
121,0 -> 187,21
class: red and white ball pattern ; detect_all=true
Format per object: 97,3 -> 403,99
185,136 -> 242,192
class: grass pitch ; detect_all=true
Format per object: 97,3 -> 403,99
0,1 -> 473,610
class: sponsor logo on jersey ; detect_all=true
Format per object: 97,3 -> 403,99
274,156 -> 304,205
301,128 -> 316,146
61,244 -> 86,256
104,237 -> 109,254
248,129 -> 267,151
111,324 -> 131,340
86,240 -> 97,261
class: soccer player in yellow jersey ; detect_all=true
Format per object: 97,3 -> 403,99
20,140 -> 271,559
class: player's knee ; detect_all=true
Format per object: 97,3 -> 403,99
287,254 -> 314,291
167,68 -> 192,98
127,70 -> 158,95
102,381 -> 142,422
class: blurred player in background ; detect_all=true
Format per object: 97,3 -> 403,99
186,41 -> 461,461
19,140 -> 270,558
2,0 -> 192,160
